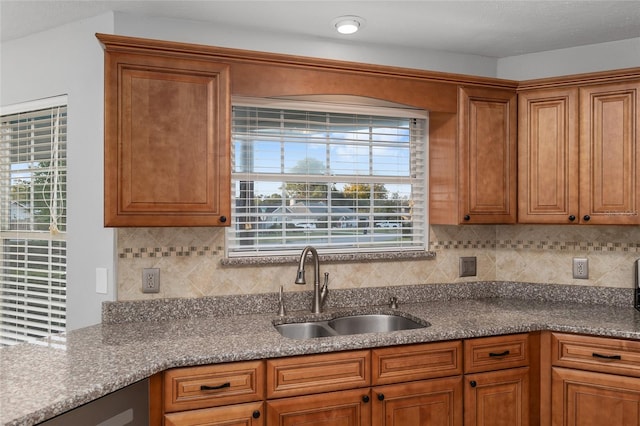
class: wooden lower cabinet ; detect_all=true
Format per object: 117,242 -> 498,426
164,401 -> 264,426
464,367 -> 530,426
372,377 -> 463,426
551,367 -> 640,426
266,388 -> 371,426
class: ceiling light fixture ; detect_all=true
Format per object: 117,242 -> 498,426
332,16 -> 365,35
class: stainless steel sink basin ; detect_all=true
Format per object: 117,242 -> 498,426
274,322 -> 337,339
274,313 -> 429,339
327,314 -> 425,335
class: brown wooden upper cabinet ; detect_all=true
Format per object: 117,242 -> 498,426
519,80 -> 640,225
458,86 -> 518,224
99,35 -> 231,227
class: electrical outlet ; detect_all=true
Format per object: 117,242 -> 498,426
459,256 -> 477,277
572,258 -> 588,279
142,268 -> 160,293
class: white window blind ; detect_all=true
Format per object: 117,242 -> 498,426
228,98 -> 428,257
0,97 -> 67,346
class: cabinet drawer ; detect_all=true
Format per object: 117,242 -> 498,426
464,333 -> 529,373
372,341 -> 462,385
164,401 -> 264,426
164,360 -> 265,412
551,332 -> 640,377
266,350 -> 370,399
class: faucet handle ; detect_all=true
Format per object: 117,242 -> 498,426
323,272 -> 329,288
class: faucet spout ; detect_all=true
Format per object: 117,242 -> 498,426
294,246 -> 328,314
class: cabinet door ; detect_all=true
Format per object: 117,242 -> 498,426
579,81 -> 640,224
458,87 -> 517,224
372,377 -> 463,426
552,367 -> 640,426
266,388 -> 370,426
518,88 -> 579,223
464,367 -> 529,426
164,401 -> 264,426
103,45 -> 231,227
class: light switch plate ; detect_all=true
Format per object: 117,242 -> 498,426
459,257 -> 477,277
95,267 -> 108,294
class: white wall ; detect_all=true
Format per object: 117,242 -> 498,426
497,37 -> 640,80
0,13 -> 116,330
113,13 -> 499,78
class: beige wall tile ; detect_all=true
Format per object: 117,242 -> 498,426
116,224 -> 640,300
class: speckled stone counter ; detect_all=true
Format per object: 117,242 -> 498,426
2,282 -> 640,426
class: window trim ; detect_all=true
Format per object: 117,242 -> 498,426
0,95 -> 68,346
227,96 -> 430,258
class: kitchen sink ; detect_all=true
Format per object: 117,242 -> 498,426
328,314 -> 425,335
274,322 -> 337,339
274,313 -> 429,339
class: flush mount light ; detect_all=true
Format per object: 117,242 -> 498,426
332,15 -> 365,35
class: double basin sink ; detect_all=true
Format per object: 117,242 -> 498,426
274,313 -> 430,339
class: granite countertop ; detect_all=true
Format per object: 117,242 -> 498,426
2,282 -> 640,426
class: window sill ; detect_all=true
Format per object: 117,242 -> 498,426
221,250 -> 436,266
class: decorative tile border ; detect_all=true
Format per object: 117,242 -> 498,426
118,239 -> 640,259
431,239 -> 640,252
119,246 -> 223,259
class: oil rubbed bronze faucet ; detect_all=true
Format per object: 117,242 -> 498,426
295,246 -> 329,314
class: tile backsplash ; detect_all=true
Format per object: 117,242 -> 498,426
116,225 -> 640,301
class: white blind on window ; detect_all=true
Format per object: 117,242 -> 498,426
228,99 -> 427,257
0,100 -> 67,346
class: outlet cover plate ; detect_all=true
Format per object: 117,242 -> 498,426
459,256 -> 477,277
142,268 -> 160,293
572,258 -> 589,279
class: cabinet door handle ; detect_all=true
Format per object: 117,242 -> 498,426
200,382 -> 231,391
470,380 -> 477,388
220,215 -> 228,223
568,215 -> 576,221
362,395 -> 370,403
489,350 -> 510,357
252,410 -> 261,419
592,352 -> 621,360
583,215 -> 591,221
463,215 -> 471,221
377,393 -> 385,401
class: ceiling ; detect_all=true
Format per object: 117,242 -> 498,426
1,1 -> 639,58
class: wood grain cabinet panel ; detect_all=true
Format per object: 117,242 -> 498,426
164,401 -> 264,426
464,367 -> 530,426
100,35 -> 231,227
518,88 -> 579,223
163,361 -> 265,412
372,341 -> 462,385
458,86 -> 517,224
266,388 -> 371,426
266,350 -> 370,399
551,332 -> 640,378
579,81 -> 640,224
371,377 -> 463,426
464,333 -> 530,374
552,367 -> 640,426
518,79 -> 640,224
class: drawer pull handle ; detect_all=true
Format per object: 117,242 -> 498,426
592,352 -> 621,360
489,350 -> 510,357
200,382 -> 231,391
